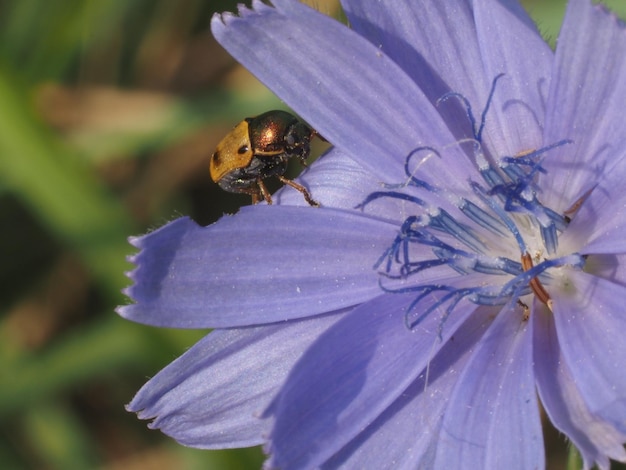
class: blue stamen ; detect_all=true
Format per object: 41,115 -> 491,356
437,91 -> 476,137
426,209 -> 486,253
458,199 -> 508,235
437,73 -> 505,142
359,75 -> 586,333
373,215 -> 422,272
544,207 -> 568,232
354,191 -> 425,210
471,181 -> 527,253
381,146 -> 440,192
479,164 -> 507,192
410,289 -> 467,335
540,225 -> 559,255
403,147 -> 440,191
380,258 -> 448,279
470,256 -> 523,276
499,254 -> 584,299
476,73 -> 506,142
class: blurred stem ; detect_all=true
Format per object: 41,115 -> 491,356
566,444 -> 583,470
22,402 -> 98,470
0,314 -> 207,417
0,65 -> 134,298
0,316 -> 151,417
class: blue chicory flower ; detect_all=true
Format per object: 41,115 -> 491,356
118,0 -> 626,468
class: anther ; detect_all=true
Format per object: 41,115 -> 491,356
563,187 -> 594,223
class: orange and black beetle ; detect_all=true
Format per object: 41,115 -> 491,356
210,110 -> 320,206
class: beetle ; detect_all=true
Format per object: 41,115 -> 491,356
210,110 -> 321,206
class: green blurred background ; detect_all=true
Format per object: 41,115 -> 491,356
0,1 -> 624,469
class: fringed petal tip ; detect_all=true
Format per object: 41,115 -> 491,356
127,234 -> 143,249
115,287 -> 139,320
210,0 -> 272,30
119,244 -> 142,308
115,216 -> 202,325
210,10 -> 235,28
116,271 -> 139,319
595,1 -> 626,26
125,394 -> 163,425
114,303 -> 129,319
124,400 -> 144,416
117,207 -> 396,328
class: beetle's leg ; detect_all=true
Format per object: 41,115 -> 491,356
257,179 -> 273,205
278,176 -> 320,207
300,130 -> 326,166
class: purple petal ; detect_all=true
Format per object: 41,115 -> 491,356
559,165 -> 626,255
274,148 -> 376,208
542,0 -> 626,213
127,312 -> 344,448
211,1 -> 480,190
276,147 -> 449,225
473,0 -> 552,157
274,148 -> 391,213
119,207 -> 398,328
585,254 -> 626,287
324,306 -> 496,469
534,306 -> 626,470
265,291 -> 478,469
552,270 -> 626,433
341,0 -> 485,140
434,300 -> 543,469
344,0 -> 552,158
